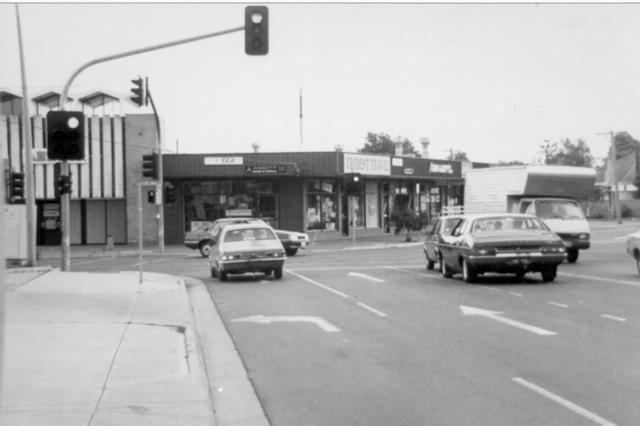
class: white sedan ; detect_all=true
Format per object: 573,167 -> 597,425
626,228 -> 640,274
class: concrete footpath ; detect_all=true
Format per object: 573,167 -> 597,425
0,269 -> 268,426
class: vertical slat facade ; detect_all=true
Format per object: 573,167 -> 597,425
102,117 -> 113,197
79,115 -> 91,199
90,116 -> 101,197
112,116 -> 124,198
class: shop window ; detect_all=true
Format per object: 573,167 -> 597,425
365,181 -> 379,228
306,180 -> 337,231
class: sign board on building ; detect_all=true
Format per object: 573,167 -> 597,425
392,157 -> 403,167
245,164 -> 287,174
226,209 -> 252,217
204,156 -> 244,166
428,162 -> 454,175
344,153 -> 390,176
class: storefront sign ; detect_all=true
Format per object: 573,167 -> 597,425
392,157 -> 403,167
204,156 -> 243,166
428,162 -> 454,174
403,168 -> 415,175
245,165 -> 287,174
344,153 -> 390,176
226,209 -> 252,217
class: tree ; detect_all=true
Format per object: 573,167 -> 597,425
496,160 -> 525,166
538,139 -> 593,167
359,132 -> 419,156
611,132 -> 640,159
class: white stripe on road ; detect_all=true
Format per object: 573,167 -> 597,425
356,302 -> 387,317
509,292 -> 523,297
348,272 -> 384,282
548,301 -> 569,308
513,378 -> 616,426
601,314 -> 627,322
559,272 -> 640,287
287,270 -> 349,298
287,270 -> 387,318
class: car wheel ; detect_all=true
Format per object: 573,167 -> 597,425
199,240 -> 213,257
541,265 -> 557,282
220,271 -> 228,282
285,248 -> 298,256
210,267 -> 217,278
566,248 -> 579,263
636,252 -> 640,275
462,259 -> 476,283
441,255 -> 453,279
426,257 -> 435,271
274,266 -> 283,280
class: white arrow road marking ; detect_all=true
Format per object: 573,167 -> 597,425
460,305 -> 557,336
232,315 -> 340,332
347,272 -> 384,282
513,378 -> 616,426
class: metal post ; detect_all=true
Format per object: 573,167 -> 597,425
15,4 -> 36,266
350,197 -> 356,245
611,131 -> 622,224
138,183 -> 144,283
60,161 -> 70,271
146,88 -> 164,252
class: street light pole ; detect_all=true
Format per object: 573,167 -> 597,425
146,83 -> 164,253
57,24 -> 245,270
598,131 -> 621,224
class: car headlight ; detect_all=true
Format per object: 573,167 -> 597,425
578,233 -> 589,240
222,255 -> 235,260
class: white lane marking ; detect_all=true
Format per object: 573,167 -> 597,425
601,314 -> 627,322
287,270 -> 387,318
287,270 -> 349,298
548,301 -> 569,308
509,292 -> 523,297
513,378 -> 616,426
559,272 -> 640,287
480,285 -> 502,293
356,302 -> 387,317
348,272 -> 384,282
232,315 -> 340,332
460,305 -> 557,336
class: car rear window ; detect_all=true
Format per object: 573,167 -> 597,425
224,228 -> 278,242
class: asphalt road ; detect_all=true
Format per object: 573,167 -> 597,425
68,231 -> 640,426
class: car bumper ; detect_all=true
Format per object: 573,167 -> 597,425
219,258 -> 285,274
562,240 -> 590,250
466,253 -> 566,272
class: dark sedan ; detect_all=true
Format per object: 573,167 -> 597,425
437,213 -> 566,282
423,215 -> 464,271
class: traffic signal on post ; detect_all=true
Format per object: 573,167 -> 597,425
142,153 -> 158,179
46,111 -> 85,161
8,171 -> 25,203
56,175 -> 72,197
165,184 -> 176,203
344,173 -> 363,195
245,6 -> 269,55
147,190 -> 156,203
130,77 -> 145,107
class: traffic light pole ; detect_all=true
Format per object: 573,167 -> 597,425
57,25 -> 244,270
146,88 -> 164,252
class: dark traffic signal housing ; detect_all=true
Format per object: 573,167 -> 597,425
46,111 -> 85,161
245,6 -> 268,55
344,173 -> 363,195
7,170 -> 25,203
130,77 -> 146,107
142,153 -> 158,180
56,175 -> 72,197
147,190 -> 156,203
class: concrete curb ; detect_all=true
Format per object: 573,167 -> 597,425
184,277 -> 269,426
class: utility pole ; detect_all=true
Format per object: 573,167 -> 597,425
57,24 -> 247,270
598,131 -> 621,224
146,80 -> 164,252
15,4 -> 36,266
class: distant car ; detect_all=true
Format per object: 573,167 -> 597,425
626,228 -> 640,274
185,218 -> 266,257
437,213 -> 567,283
209,223 -> 286,281
274,230 -> 310,256
423,215 -> 464,271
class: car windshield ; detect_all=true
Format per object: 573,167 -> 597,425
223,227 -> 278,243
535,200 -> 584,220
471,216 -> 545,233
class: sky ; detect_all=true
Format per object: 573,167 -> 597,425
2,2 -> 640,164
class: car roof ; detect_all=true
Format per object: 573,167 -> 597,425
457,213 -> 538,220
221,222 -> 275,232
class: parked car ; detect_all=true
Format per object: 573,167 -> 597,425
423,215 -> 464,271
184,217 -> 309,257
437,213 -> 566,283
626,228 -> 640,274
274,230 -> 310,256
209,222 -> 286,281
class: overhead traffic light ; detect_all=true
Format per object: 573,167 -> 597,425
46,111 -> 85,161
142,153 -> 158,179
8,171 -> 25,203
147,190 -> 156,204
130,77 -> 146,107
245,6 -> 269,55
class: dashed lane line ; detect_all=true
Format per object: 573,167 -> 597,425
601,314 -> 627,322
559,272 -> 640,287
548,301 -> 569,308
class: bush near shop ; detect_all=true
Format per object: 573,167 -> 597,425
391,208 -> 428,241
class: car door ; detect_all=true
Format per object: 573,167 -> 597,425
425,219 -> 442,261
442,219 -> 467,272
